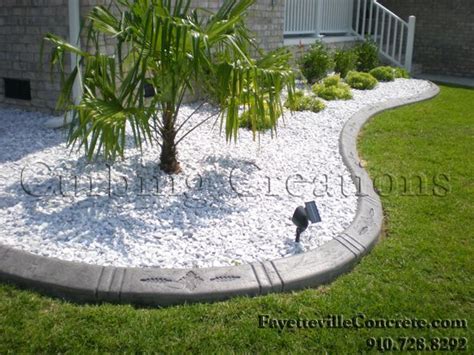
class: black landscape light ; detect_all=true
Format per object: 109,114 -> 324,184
144,83 -> 155,98
292,201 -> 322,243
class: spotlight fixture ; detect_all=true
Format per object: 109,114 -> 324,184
291,201 -> 322,243
144,83 -> 155,98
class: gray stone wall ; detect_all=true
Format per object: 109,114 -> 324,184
246,0 -> 285,52
0,0 -> 69,113
190,0 -> 284,52
0,0 -> 285,113
380,0 -> 474,78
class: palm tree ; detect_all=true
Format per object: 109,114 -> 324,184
44,0 -> 295,174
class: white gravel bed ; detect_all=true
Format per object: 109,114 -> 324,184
0,79 -> 431,268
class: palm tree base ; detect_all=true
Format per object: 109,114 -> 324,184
159,159 -> 182,174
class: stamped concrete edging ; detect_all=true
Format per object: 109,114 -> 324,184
0,82 -> 440,306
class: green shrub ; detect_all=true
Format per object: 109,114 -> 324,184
322,75 -> 341,87
312,75 -> 353,100
354,40 -> 379,72
284,90 -> 325,112
369,66 -> 395,82
314,85 -> 353,101
239,103 -> 282,131
345,71 -> 378,90
393,67 -> 410,78
333,49 -> 358,78
299,42 -> 333,84
284,90 -> 304,109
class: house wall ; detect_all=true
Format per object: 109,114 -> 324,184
197,0 -> 284,52
0,0 -> 69,113
380,0 -> 474,78
0,0 -> 285,114
246,0 -> 285,52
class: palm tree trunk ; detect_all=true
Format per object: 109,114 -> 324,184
159,108 -> 181,174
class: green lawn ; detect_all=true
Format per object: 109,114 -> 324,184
0,84 -> 473,353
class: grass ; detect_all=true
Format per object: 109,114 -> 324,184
1,84 -> 473,353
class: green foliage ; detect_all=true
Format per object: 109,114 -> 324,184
333,49 -> 358,78
314,85 -> 353,101
368,66 -> 410,82
43,0 -> 295,173
393,67 -> 410,78
370,66 -> 396,82
312,74 -> 353,100
284,90 -> 325,113
298,42 -> 333,84
345,71 -> 378,90
322,75 -> 341,87
239,102 -> 282,131
354,40 -> 380,72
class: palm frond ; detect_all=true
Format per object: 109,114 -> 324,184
45,0 -> 295,168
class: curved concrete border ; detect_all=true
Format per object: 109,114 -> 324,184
0,82 -> 440,306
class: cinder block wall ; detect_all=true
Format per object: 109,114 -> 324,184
380,0 -> 474,78
191,0 -> 285,51
246,0 -> 285,52
0,0 -> 127,113
0,0 -> 69,113
0,0 -> 285,113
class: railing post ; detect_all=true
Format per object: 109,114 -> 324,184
405,15 -> 416,73
355,0 -> 361,35
315,0 -> 322,37
361,0 -> 367,36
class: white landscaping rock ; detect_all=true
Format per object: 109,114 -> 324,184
0,79 -> 432,268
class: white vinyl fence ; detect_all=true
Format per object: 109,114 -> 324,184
284,0 -> 416,72
353,0 -> 416,72
284,0 -> 353,35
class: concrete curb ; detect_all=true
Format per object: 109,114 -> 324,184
0,82 -> 440,306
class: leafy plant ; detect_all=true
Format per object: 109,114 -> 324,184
393,67 -> 410,78
239,102 -> 282,131
333,49 -> 358,78
44,0 -> 295,174
321,75 -> 341,87
298,42 -> 332,84
354,40 -> 379,72
284,90 -> 325,113
312,75 -> 352,100
370,66 -> 396,82
345,71 -> 378,90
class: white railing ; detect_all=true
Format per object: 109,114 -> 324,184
284,0 -> 353,36
283,0 -> 416,72
284,0 -> 318,35
353,0 -> 416,72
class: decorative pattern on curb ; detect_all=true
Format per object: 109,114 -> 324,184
0,82 -> 440,306
139,272 -> 242,290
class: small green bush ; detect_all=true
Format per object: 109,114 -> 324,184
393,67 -> 410,79
314,85 -> 353,101
369,66 -> 395,82
312,75 -> 353,100
333,49 -> 358,78
354,40 -> 379,72
284,90 -> 325,112
322,75 -> 341,87
284,90 -> 304,110
239,103 -> 282,131
299,42 -> 332,84
345,71 -> 378,90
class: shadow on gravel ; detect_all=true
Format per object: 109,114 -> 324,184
0,109 -> 66,163
1,154 -> 260,256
